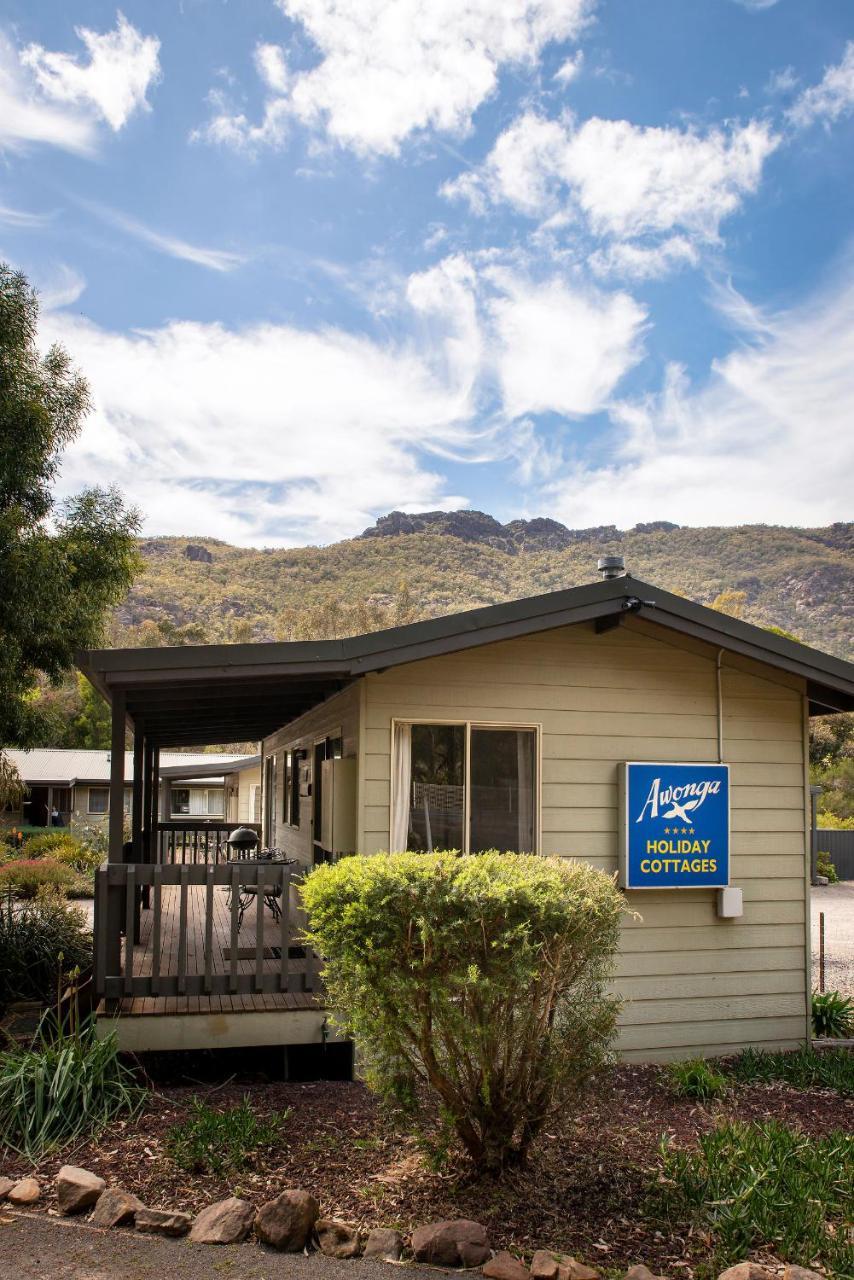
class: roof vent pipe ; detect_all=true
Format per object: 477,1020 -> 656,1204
597,555 -> 625,580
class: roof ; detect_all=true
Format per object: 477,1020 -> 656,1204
159,754 -> 261,781
77,575 -> 854,746
4,749 -> 253,786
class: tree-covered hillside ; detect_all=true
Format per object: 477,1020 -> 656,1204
114,513 -> 853,659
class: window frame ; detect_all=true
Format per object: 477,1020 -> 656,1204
171,787 -> 191,816
389,718 -> 541,855
87,785 -> 110,815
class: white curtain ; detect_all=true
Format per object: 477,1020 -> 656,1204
391,722 -> 412,852
517,731 -> 534,853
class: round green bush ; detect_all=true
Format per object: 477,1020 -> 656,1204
302,851 -> 626,1171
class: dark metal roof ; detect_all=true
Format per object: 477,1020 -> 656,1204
78,575 -> 854,745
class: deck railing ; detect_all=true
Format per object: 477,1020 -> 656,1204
157,820 -> 262,864
94,861 -> 319,1002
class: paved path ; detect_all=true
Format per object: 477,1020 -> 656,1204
811,881 -> 854,995
0,1211 -> 442,1280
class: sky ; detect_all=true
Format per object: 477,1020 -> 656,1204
1,0 -> 853,547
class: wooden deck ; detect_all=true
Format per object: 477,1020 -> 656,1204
105,883 -> 322,1018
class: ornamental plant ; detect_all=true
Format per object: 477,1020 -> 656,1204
301,851 -> 626,1171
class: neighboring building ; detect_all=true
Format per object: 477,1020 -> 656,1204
2,748 -> 260,832
79,566 -> 854,1060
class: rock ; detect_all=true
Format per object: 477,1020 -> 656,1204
363,1228 -> 405,1261
411,1219 -> 491,1268
7,1178 -> 40,1205
316,1218 -> 361,1259
484,1250 -> 531,1280
254,1189 -> 319,1251
531,1252 -> 561,1280
717,1267 -> 775,1280
183,543 -> 213,563
189,1197 -> 255,1245
90,1187 -> 145,1229
623,1268 -> 668,1280
135,1208 -> 192,1238
0,1179 -> 14,1200
559,1259 -> 601,1280
782,1270 -> 824,1280
56,1166 -> 106,1215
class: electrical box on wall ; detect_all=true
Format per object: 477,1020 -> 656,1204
320,757 -> 357,855
717,886 -> 743,918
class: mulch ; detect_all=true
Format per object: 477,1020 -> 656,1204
2,1063 -> 852,1277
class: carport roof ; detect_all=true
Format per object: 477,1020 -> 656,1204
77,575 -> 854,746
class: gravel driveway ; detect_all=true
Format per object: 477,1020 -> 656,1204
811,880 -> 854,995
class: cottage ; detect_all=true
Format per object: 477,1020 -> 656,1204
77,565 -> 854,1061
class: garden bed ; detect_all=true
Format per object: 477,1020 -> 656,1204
2,1059 -> 851,1277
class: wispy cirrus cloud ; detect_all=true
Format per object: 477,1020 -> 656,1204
788,41 -> 854,129
78,199 -> 247,272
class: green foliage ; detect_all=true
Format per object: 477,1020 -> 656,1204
812,758 -> 854,823
0,262 -> 139,789
0,889 -> 92,1008
655,1121 -> 853,1276
22,830 -> 102,873
301,851 -> 625,1171
0,1010 -> 144,1160
816,849 -> 838,882
812,990 -> 854,1039
165,1096 -> 289,1174
728,1045 -> 853,1096
810,712 -> 854,769
0,859 -> 76,898
666,1057 -> 729,1101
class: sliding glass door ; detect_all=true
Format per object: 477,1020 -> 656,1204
391,721 -> 538,854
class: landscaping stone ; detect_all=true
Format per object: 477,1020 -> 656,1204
90,1188 -> 145,1229
782,1269 -> 824,1280
531,1252 -> 561,1280
7,1178 -> 40,1206
411,1219 -> 491,1268
0,1179 -> 14,1200
558,1258 -> 601,1280
189,1197 -> 255,1245
484,1249 -> 531,1280
56,1166 -> 106,1215
254,1189 -> 319,1251
135,1208 -> 192,1238
623,1267 -> 668,1280
316,1218 -> 361,1259
363,1228 -> 405,1262
717,1266 -> 775,1280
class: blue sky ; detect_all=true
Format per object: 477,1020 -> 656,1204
1,0 -> 853,545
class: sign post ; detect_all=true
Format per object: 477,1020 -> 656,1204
620,762 -> 730,890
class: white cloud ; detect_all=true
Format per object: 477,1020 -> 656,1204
485,269 -> 646,417
536,262 -> 854,528
198,0 -> 593,156
0,15 -> 158,156
730,0 -> 778,9
447,111 -> 777,243
0,200 -> 52,229
21,12 -> 159,132
788,42 -> 854,130
588,236 -> 699,281
80,200 -> 246,272
554,51 -> 583,85
255,42 -> 289,94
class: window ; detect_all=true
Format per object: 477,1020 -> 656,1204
290,752 -> 301,827
391,722 -> 537,854
171,787 -> 190,816
88,786 -> 109,815
123,788 -> 132,815
206,788 -> 224,816
264,755 -> 277,844
283,752 -> 293,825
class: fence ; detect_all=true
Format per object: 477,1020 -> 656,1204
94,861 -> 319,1001
817,828 -> 854,881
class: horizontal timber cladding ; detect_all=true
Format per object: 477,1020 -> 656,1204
361,614 -> 810,1061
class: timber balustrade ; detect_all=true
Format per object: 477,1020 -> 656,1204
157,820 -> 262,864
94,860 -> 319,1002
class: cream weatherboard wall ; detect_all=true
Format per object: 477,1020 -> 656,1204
358,615 -> 810,1063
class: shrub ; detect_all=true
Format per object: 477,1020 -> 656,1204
0,890 -> 92,1008
0,858 -> 76,897
812,989 -> 854,1038
729,1045 -> 853,1095
655,1120 -> 853,1276
301,851 -> 625,1171
166,1097 -> 289,1174
0,1012 -> 144,1159
667,1057 -> 728,1101
18,831 -> 101,874
816,849 -> 838,883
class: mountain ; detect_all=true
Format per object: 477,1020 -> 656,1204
117,513 -> 853,659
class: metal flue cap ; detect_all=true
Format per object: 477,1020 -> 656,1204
597,555 -> 625,580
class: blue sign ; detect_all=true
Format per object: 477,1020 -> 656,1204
621,762 -> 730,889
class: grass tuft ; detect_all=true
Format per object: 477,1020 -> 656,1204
729,1045 -> 853,1096
666,1057 -> 729,1101
165,1096 -> 289,1175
